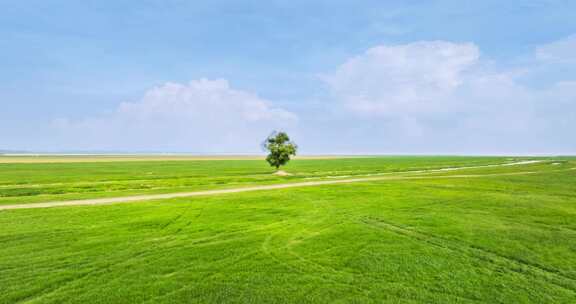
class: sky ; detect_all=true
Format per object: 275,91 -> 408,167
1,0 -> 575,154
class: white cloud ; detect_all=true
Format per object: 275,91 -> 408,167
323,41 -> 480,116
53,79 -> 297,152
319,39 -> 576,153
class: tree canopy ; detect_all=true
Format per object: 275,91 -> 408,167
262,131 -> 297,170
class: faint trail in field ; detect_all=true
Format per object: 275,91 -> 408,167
140,251 -> 264,304
0,172 -> 535,211
361,217 -> 576,294
18,220 -> 287,303
260,197 -> 482,303
260,225 -> 376,298
0,160 -> 542,211
262,220 -> 483,303
0,161 -> 549,211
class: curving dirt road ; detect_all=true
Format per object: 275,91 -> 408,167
0,160 -> 546,211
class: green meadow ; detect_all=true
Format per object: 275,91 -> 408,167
0,156 -> 513,206
1,156 -> 575,303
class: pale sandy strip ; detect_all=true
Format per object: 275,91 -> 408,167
0,155 -> 351,163
0,168 -> 546,211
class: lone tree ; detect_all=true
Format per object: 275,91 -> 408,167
262,131 -> 298,172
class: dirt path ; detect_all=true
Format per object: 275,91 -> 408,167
0,160 -> 548,211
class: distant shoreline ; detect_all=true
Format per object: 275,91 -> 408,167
0,153 -> 573,164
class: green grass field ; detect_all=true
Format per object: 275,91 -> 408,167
1,156 -> 575,303
0,156 -> 517,206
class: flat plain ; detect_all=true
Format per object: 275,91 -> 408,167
0,156 -> 575,303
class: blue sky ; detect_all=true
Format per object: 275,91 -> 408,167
1,0 -> 575,154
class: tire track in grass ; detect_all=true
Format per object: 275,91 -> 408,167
17,208 -> 278,303
261,221 -> 379,300
86,226 -> 276,303
260,199 -> 480,303
140,250 -> 264,304
361,217 -> 576,295
7,218 -> 157,303
9,268 -> 99,304
15,209 -> 276,302
281,211 -> 486,303
260,195 -> 342,275
260,191 -> 496,303
20,221 -> 285,303
11,206 -> 266,302
261,229 -> 374,300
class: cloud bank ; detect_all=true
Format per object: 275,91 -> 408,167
53,79 -> 297,152
316,39 -> 575,154
53,37 -> 576,154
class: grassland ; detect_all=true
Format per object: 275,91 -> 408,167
0,156 -> 575,303
0,156 -> 518,206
